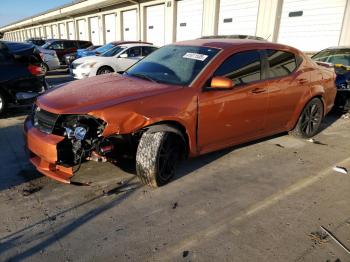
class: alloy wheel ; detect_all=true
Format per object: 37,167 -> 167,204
300,102 -> 323,136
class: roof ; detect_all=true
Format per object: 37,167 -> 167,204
321,46 -> 350,50
173,38 -> 299,52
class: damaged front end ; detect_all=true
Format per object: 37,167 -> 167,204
25,105 -> 128,184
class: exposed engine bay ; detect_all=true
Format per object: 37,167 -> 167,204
32,106 -> 139,173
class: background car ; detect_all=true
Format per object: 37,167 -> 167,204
0,41 -> 47,115
64,45 -> 101,66
25,37 -> 47,46
41,39 -> 92,63
312,47 -> 350,111
71,43 -> 158,79
36,46 -> 60,74
76,41 -> 151,58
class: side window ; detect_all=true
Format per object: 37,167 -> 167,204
50,41 -> 65,50
266,50 -> 297,78
64,41 -> 76,49
214,50 -> 261,86
142,46 -> 157,56
127,47 -> 142,57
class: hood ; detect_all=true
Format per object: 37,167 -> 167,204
73,55 -> 107,65
37,74 -> 181,114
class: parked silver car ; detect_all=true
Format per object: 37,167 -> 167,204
37,46 -> 61,74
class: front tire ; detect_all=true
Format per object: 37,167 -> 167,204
136,131 -> 183,187
97,66 -> 113,75
289,98 -> 324,138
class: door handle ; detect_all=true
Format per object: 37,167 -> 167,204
251,88 -> 267,94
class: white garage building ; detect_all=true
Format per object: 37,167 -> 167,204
1,0 -> 349,52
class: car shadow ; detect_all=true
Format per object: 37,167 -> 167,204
0,105 -> 31,119
318,109 -> 344,133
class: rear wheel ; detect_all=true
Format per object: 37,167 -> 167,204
97,67 -> 113,75
289,98 -> 324,138
136,131 -> 183,187
40,63 -> 49,75
0,91 -> 7,116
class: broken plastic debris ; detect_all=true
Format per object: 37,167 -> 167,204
307,138 -> 315,143
333,166 -> 348,174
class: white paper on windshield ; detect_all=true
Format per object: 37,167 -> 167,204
183,52 -> 208,61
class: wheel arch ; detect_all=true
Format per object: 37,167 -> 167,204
97,65 -> 114,74
142,120 -> 190,158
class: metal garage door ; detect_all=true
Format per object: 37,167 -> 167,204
278,0 -> 347,52
39,27 -> 44,38
89,17 -> 100,45
176,0 -> 203,41
122,10 -> 137,41
31,28 -> 35,38
146,4 -> 165,46
35,28 -> 40,38
77,19 -> 87,40
46,26 -> 52,39
218,0 -> 259,36
52,25 -> 59,38
59,23 -> 67,39
68,21 -> 75,40
105,13 -> 116,43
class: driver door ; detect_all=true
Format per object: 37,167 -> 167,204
198,50 -> 269,154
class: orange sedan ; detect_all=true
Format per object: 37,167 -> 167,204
24,39 -> 337,187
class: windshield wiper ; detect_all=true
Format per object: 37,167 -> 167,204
129,73 -> 158,83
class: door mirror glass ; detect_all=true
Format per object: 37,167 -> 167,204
210,76 -> 234,90
119,53 -> 128,58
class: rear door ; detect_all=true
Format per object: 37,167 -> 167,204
198,50 -> 269,153
263,49 -> 307,132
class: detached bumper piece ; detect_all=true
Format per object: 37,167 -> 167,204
25,117 -> 74,184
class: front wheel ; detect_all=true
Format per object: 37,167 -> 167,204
97,67 -> 113,75
136,131 -> 183,187
289,98 -> 324,138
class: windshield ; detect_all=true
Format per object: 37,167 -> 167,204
41,42 -> 52,49
96,43 -> 115,54
125,45 -> 220,85
312,49 -> 350,66
101,46 -> 125,57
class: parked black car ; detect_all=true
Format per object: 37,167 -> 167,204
26,38 -> 47,46
41,39 -> 92,63
312,47 -> 350,112
0,41 -> 47,115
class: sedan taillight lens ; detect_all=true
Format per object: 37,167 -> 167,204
28,64 -> 43,76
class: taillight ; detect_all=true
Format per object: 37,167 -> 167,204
28,64 -> 43,76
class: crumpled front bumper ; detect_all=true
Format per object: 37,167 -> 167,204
24,117 -> 73,184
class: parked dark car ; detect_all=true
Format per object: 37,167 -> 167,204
0,41 -> 47,115
312,47 -> 350,111
26,38 -> 47,46
64,45 -> 101,66
41,39 -> 92,63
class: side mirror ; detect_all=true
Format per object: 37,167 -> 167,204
209,76 -> 234,90
119,53 -> 128,58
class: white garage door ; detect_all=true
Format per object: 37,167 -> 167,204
39,27 -> 44,38
146,4 -> 165,46
218,0 -> 259,36
59,23 -> 67,39
89,17 -> 100,45
31,28 -> 35,38
105,13 -> 116,43
68,21 -> 75,40
52,25 -> 59,38
122,10 -> 137,41
77,19 -> 87,40
278,0 -> 347,52
46,26 -> 52,39
176,0 -> 203,41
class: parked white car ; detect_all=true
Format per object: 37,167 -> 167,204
37,46 -> 61,74
71,43 -> 158,79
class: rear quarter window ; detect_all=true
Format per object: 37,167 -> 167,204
266,50 -> 298,78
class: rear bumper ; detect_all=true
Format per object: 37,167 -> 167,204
24,117 -> 73,183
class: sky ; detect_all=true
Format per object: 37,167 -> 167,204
0,0 -> 74,27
